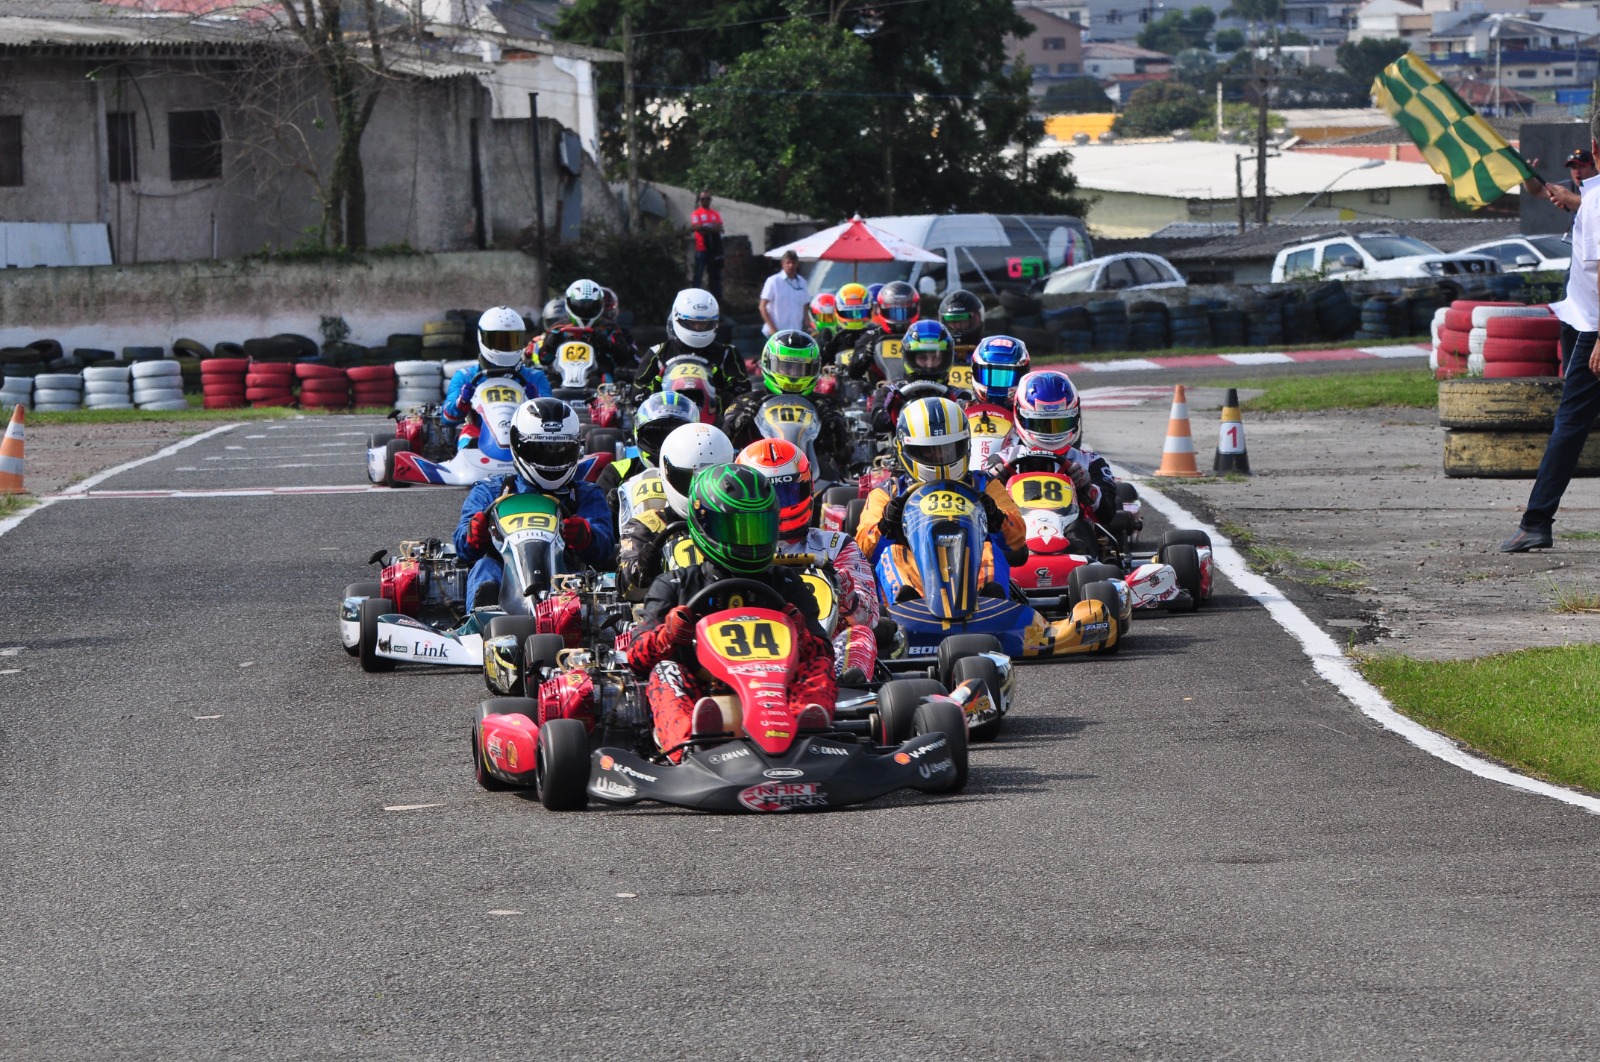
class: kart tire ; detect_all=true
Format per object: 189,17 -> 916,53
83,364 -> 133,383
131,359 -> 181,380
1114,480 -> 1138,504
367,430 -> 394,450
586,427 -> 623,458
32,388 -> 83,406
133,386 -> 185,405
842,498 -> 866,539
1082,581 -> 1124,654
1442,429 -> 1600,478
876,678 -> 945,746
936,634 -> 1002,692
342,582 -> 382,656
1066,563 -> 1121,608
483,617 -> 539,694
523,633 -> 567,688
383,438 -> 411,488
34,373 -> 84,391
823,485 -> 857,507
1159,529 -> 1212,552
950,655 -> 1004,742
912,699 -> 968,793
358,596 -> 396,672
1161,543 -> 1202,612
536,717 -> 590,811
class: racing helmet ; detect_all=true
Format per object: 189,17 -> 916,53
541,298 -> 567,328
476,306 -> 527,374
687,463 -> 779,577
662,361 -> 717,419
565,279 -> 606,329
808,293 -> 839,339
1014,370 -> 1082,454
761,330 -> 821,396
669,288 -> 720,350
659,422 -> 736,517
633,391 -> 700,468
835,284 -> 872,332
866,283 -> 885,306
509,398 -> 583,492
900,320 -> 955,382
601,287 -> 619,323
895,396 -> 970,484
874,281 -> 918,332
736,438 -> 813,538
938,290 -> 985,344
971,335 -> 1032,405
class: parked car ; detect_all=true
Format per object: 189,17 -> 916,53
1036,252 -> 1187,296
1270,230 -> 1499,286
1460,235 -> 1570,274
804,214 -> 1093,298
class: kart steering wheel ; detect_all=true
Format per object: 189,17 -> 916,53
682,578 -> 788,617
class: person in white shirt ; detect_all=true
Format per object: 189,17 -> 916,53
1500,129 -> 1600,553
759,250 -> 809,337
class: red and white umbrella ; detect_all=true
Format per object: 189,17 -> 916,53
764,215 -> 944,279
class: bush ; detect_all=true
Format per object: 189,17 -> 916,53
536,223 -> 689,322
1112,82 -> 1208,137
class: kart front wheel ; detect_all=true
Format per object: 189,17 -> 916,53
342,582 -> 382,656
913,699 -> 969,794
937,634 -> 1002,692
381,438 -> 411,488
950,655 -> 1004,742
358,596 -> 396,672
1161,544 -> 1203,612
1082,581 -> 1124,654
537,718 -> 590,811
1066,563 -> 1121,609
876,678 -> 944,745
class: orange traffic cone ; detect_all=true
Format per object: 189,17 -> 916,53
0,403 -> 23,493
1153,384 -> 1202,478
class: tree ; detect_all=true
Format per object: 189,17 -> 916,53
1137,9 -> 1216,56
1337,38 -> 1412,93
1221,0 -> 1283,45
1112,82 -> 1208,136
1172,48 -> 1218,89
1042,77 -> 1115,114
1215,28 -> 1245,52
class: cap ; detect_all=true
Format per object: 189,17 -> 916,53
1565,148 -> 1594,167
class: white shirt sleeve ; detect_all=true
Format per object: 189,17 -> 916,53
760,275 -> 779,302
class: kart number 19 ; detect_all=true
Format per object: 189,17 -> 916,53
710,620 -> 792,661
498,511 -> 556,533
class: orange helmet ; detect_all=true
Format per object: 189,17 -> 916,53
734,438 -> 813,536
835,283 -> 871,332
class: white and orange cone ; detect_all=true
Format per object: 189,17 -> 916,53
1153,384 -> 1202,478
0,403 -> 23,493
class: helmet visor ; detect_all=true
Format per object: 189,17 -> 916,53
975,364 -> 1023,393
635,418 -> 682,461
519,438 -> 582,468
700,505 -> 779,550
766,348 -> 818,379
568,297 -> 603,322
837,303 -> 871,324
676,316 -> 717,333
482,329 -> 526,353
882,303 -> 916,325
907,346 -> 949,373
665,460 -> 698,501
904,438 -> 967,469
1019,411 -> 1079,440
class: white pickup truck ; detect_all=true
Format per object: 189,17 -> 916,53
1271,230 -> 1500,290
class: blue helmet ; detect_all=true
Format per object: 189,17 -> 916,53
1014,370 -> 1081,454
900,320 -> 954,381
971,335 -> 1031,405
633,390 -> 701,466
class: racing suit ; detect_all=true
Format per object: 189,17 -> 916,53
775,529 -> 881,680
441,365 -> 552,448
820,326 -> 867,367
453,473 -> 617,608
627,562 -> 837,757
534,323 -> 637,379
616,509 -> 695,600
633,338 -> 751,401
594,454 -> 647,519
991,442 -> 1120,529
867,380 -> 972,436
722,390 -> 854,478
855,471 -> 1028,597
842,325 -> 909,384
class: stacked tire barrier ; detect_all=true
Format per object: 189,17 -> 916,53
131,360 -> 187,411
201,358 -> 249,408
1126,301 -> 1169,352
1308,281 -> 1360,338
1042,304 -> 1094,356
349,365 -> 398,408
422,318 -> 467,362
1167,303 -> 1211,349
83,365 -> 133,411
1207,303 -> 1246,347
1242,296 -> 1284,347
296,363 -> 351,410
395,360 -> 446,407
32,372 -> 84,412
1439,377 -> 1586,477
1469,305 -> 1552,378
1087,299 -> 1129,352
1281,292 -> 1315,345
1356,294 -> 1407,340
1483,313 -> 1561,378
1435,300 -> 1518,379
246,361 -> 296,407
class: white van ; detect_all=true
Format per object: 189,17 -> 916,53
805,214 -> 1094,297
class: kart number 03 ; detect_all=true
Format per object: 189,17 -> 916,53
709,620 -> 792,660
481,386 -> 521,403
918,490 -> 974,517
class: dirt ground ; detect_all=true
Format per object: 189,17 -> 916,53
13,404 -> 1600,662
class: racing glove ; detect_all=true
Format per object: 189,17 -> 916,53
880,493 -> 908,543
466,510 -> 492,553
1066,460 -> 1092,493
978,490 -> 1004,530
662,606 -> 697,648
561,517 -> 593,552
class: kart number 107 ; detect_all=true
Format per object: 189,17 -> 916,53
709,620 -> 792,661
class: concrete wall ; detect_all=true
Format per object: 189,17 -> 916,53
0,251 -> 543,353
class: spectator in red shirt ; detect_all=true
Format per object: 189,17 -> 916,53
690,190 -> 724,301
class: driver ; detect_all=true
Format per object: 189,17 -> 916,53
867,320 -> 969,435
595,390 -> 700,519
535,279 -> 637,380
843,280 -> 919,384
626,463 -> 837,758
632,288 -> 752,400
855,396 -> 1027,600
616,421 -> 736,598
989,371 -> 1119,531
454,398 -> 616,610
442,307 -> 552,449
722,330 -> 852,473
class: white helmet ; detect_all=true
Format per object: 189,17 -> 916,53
477,306 -> 527,373
565,279 -> 606,328
659,422 -> 735,517
509,398 -> 582,492
670,288 -> 720,350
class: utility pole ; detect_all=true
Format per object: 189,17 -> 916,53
622,13 -> 640,230
1216,80 -> 1224,134
1255,69 -> 1271,225
1236,153 -> 1246,233
528,91 -> 547,303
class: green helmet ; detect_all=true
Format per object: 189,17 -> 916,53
761,329 -> 821,396
687,463 -> 779,575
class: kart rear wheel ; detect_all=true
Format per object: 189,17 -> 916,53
342,582 -> 382,656
823,485 -> 857,507
1161,544 -> 1203,612
1160,529 -> 1212,552
536,718 -> 590,811
912,699 -> 968,793
1066,563 -> 1122,608
876,678 -> 945,745
358,597 -> 396,672
936,634 -> 1002,692
842,499 -> 866,539
382,437 -> 411,488
586,427 -> 623,458
950,655 -> 1004,742
1082,582 -> 1123,654
1114,481 -> 1139,504
484,616 -> 539,695
522,633 -> 568,693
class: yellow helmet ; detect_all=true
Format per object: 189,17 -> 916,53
895,396 -> 970,483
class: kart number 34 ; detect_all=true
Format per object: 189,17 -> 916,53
918,490 -> 974,517
709,620 -> 792,661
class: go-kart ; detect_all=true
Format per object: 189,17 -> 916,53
366,377 -> 530,487
471,579 -> 976,812
873,479 -> 1130,662
1003,469 -> 1212,616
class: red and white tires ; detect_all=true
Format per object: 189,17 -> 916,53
200,357 -> 249,409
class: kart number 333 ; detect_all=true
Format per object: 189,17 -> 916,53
708,619 -> 792,661
918,490 -> 974,517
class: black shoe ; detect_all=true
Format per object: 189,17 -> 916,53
471,582 -> 501,609
1499,527 -> 1553,553
894,584 -> 920,604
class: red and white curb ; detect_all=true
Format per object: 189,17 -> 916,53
1057,343 -> 1429,375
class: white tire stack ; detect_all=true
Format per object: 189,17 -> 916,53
441,358 -> 476,381
82,364 -> 134,410
394,359 -> 445,408
131,359 -> 188,411
1,376 -> 32,410
33,372 -> 84,412
1467,306 -> 1548,376
1430,306 -> 1448,375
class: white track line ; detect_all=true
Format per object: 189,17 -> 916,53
47,485 -> 391,499
1119,466 -> 1600,816
0,423 -> 239,538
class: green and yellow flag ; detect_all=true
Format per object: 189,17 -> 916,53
1372,52 -> 1533,209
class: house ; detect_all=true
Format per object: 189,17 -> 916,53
1082,41 -> 1172,80
0,0 -> 619,264
1006,5 -> 1087,96
1348,0 -> 1437,46
1420,11 -> 1599,92
1442,77 -> 1537,118
1280,0 -> 1364,46
1022,0 -> 1230,44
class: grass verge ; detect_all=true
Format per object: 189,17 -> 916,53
0,492 -> 37,517
1235,369 -> 1438,413
1361,646 -> 1600,794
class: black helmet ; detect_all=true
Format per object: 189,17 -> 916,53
938,290 -> 985,342
876,281 -> 919,331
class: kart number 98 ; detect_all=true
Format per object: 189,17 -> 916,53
709,620 -> 792,661
948,366 -> 973,390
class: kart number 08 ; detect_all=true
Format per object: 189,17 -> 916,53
709,620 -> 792,660
918,490 -> 974,517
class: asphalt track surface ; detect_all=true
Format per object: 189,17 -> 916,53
5,411 -> 1600,1060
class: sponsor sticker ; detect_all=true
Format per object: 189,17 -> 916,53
737,782 -> 828,812
708,747 -> 751,765
918,758 -> 953,779
592,777 -> 636,799
763,768 -> 805,780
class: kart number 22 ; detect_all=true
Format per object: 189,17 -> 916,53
709,620 -> 791,661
